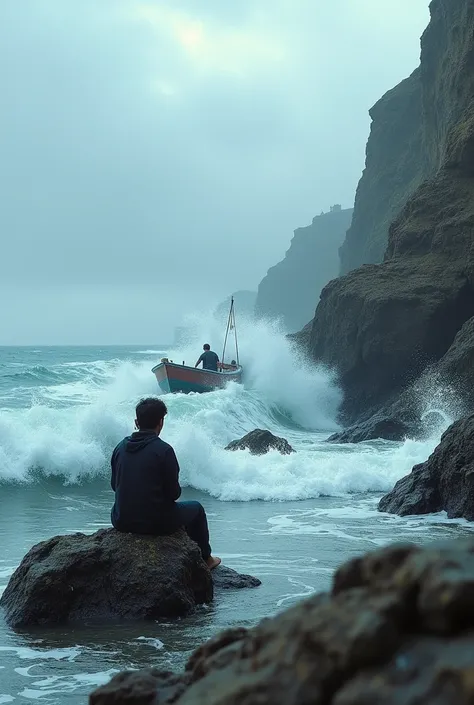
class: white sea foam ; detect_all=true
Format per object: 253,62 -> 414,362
0,316 -> 455,498
0,647 -> 81,661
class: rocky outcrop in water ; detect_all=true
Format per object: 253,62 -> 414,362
225,429 -> 295,455
327,410 -> 413,444
212,566 -> 261,590
379,413 -> 474,520
0,529 -> 259,627
255,207 -> 353,333
302,0 -> 474,437
91,536 -> 474,705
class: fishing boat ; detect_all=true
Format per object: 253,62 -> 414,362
152,297 -> 242,394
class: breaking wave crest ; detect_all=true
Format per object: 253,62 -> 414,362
0,317 -> 451,498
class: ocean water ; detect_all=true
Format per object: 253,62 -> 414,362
0,321 -> 472,704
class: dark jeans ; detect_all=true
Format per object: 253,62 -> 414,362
176,500 -> 212,561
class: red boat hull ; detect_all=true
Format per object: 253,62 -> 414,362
152,362 -> 242,394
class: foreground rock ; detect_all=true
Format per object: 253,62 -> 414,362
225,429 -> 295,455
0,529 -> 259,628
379,413 -> 474,520
91,537 -> 474,705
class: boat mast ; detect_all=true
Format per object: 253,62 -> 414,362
221,296 -> 240,366
233,301 -> 240,366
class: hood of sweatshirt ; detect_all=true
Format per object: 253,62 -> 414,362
125,430 -> 159,453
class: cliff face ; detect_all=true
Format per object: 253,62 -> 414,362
307,0 -> 474,426
339,71 -> 425,274
255,207 -> 353,333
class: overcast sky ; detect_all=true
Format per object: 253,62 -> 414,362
0,0 -> 429,344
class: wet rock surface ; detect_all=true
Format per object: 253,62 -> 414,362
90,669 -> 190,705
225,429 -> 295,455
379,413 -> 474,520
212,565 -> 261,590
90,537 -> 474,705
327,411 -> 413,443
0,529 -> 259,628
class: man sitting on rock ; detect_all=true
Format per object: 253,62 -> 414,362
110,397 -> 221,570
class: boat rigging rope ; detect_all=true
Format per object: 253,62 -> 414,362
221,297 -> 240,366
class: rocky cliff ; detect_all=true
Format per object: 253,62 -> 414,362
255,206 -> 353,333
339,70 -> 425,274
305,0 -> 474,430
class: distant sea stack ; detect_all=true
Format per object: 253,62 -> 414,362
255,206 -> 353,333
301,0 -> 474,432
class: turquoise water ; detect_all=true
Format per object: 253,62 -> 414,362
0,336 -> 470,704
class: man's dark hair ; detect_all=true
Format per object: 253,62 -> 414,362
135,397 -> 167,430
203,343 -> 211,350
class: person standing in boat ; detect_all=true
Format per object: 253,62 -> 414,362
195,344 -> 219,372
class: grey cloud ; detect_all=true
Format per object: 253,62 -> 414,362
0,0 -> 430,343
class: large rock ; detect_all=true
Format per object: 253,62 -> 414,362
379,413 -> 474,520
212,565 -> 261,590
326,374 -> 456,444
332,314 -> 474,443
299,0 -> 474,427
90,669 -> 190,705
255,207 -> 353,333
1,529 -> 259,628
225,429 -> 295,456
91,537 -> 474,705
327,411 -> 413,444
311,257 -> 473,419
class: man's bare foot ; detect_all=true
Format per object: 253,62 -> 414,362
206,556 -> 221,570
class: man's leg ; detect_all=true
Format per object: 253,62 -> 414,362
175,500 -> 212,561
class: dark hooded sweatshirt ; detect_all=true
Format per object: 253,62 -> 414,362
111,430 -> 182,534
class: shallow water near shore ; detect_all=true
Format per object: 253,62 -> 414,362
0,337 -> 470,703
2,484 -> 474,704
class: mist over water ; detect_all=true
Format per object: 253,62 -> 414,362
0,316 -> 450,497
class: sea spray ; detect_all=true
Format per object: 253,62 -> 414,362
168,313 -> 342,431
0,319 -> 455,493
